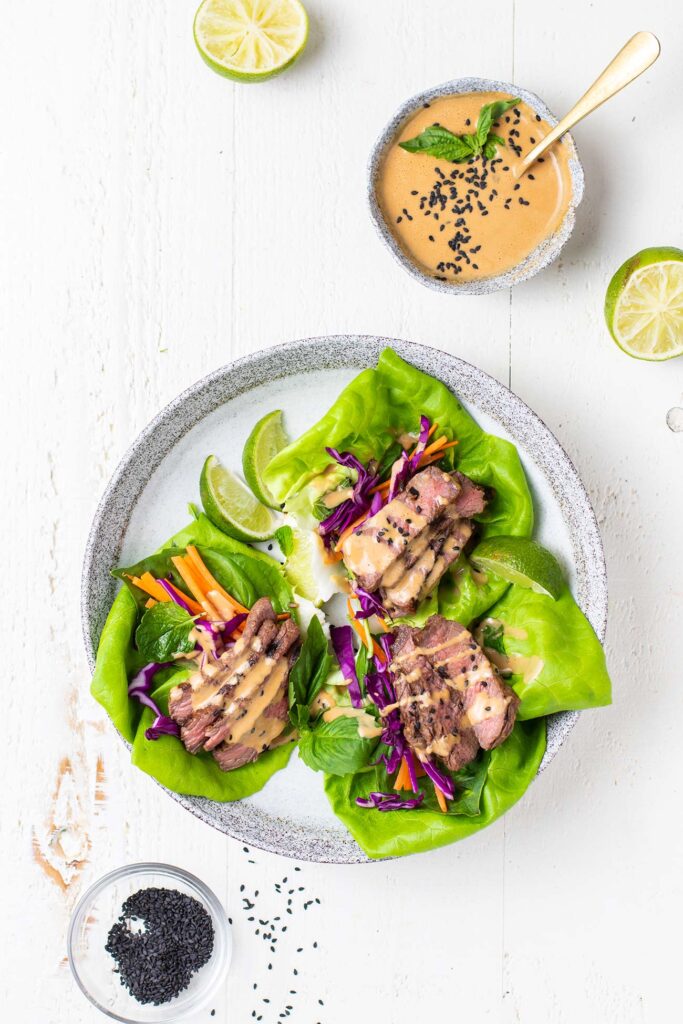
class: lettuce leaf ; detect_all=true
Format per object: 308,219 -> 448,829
491,585 -> 612,720
324,719 -> 546,859
130,669 -> 294,800
90,513 -> 295,800
264,349 -> 533,626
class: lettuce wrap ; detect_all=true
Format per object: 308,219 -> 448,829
264,347 -> 534,625
91,513 -> 296,800
264,349 -> 611,858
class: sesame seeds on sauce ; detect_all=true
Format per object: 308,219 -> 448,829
377,92 -> 573,282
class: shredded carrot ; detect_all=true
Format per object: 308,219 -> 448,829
348,605 -> 371,650
372,639 -> 386,662
171,556 -> 220,620
434,784 -> 448,813
277,612 -> 291,620
127,573 -> 171,603
207,588 -> 241,621
407,422 -> 439,458
165,580 -> 203,615
376,616 -> 391,633
334,511 -> 371,553
323,548 -> 344,564
185,545 -> 249,614
421,435 -> 449,458
144,597 -> 156,609
393,758 -> 410,791
369,479 -> 391,496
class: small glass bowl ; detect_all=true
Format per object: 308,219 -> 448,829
67,863 -> 232,1023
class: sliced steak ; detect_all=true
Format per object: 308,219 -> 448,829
381,507 -> 473,617
390,615 -> 518,772
168,597 -> 301,770
452,472 -> 487,518
341,465 -> 487,617
341,466 -> 461,591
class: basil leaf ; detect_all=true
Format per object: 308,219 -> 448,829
476,97 -> 519,144
275,525 -> 294,557
288,616 -> 332,723
298,716 -> 379,775
135,603 -> 196,662
399,98 -> 520,165
399,125 -> 474,162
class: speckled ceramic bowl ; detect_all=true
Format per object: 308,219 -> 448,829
368,78 -> 584,294
81,336 -> 606,863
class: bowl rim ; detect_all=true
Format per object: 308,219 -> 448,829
81,334 -> 607,863
67,861 -> 231,1023
367,76 -> 585,295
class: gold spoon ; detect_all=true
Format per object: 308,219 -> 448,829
514,31 -> 661,178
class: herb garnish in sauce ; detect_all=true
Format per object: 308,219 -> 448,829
400,97 -> 520,162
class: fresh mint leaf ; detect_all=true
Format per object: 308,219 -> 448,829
274,524 -> 294,557
399,125 -> 475,162
288,616 -> 332,724
298,715 -> 379,775
481,620 -> 506,655
135,602 -> 196,662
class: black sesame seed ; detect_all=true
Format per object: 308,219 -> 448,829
105,888 -> 214,1006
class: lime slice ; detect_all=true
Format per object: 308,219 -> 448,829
471,537 -> 564,600
284,526 -> 347,606
200,455 -> 279,541
605,246 -> 683,361
194,0 -> 308,82
242,410 -> 288,509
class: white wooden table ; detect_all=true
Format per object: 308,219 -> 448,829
3,2 -> 682,1021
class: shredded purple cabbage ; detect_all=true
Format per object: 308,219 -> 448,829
419,756 -> 455,801
387,415 -> 432,501
356,791 -> 424,811
128,663 -> 180,742
330,624 -> 363,708
157,578 -> 192,613
317,448 -> 380,548
365,634 -> 406,775
353,586 -> 386,620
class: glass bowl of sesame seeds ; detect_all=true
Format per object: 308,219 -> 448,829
368,76 -> 584,294
67,862 -> 232,1022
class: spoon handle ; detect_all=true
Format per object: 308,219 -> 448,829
516,31 -> 660,176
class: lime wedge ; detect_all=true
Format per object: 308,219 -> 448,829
605,246 -> 683,361
194,0 -> 308,82
242,410 -> 288,509
200,455 -> 278,541
471,537 -> 564,600
284,526 -> 347,606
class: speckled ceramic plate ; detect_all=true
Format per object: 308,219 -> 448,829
82,336 -> 607,863
368,77 -> 584,294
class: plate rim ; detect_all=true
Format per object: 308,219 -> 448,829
81,335 -> 607,863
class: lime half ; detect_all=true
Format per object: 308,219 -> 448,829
242,410 -> 288,509
194,0 -> 308,82
605,247 -> 683,361
200,455 -> 278,541
471,537 -> 564,600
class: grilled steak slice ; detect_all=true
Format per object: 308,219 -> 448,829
340,465 -> 487,616
381,507 -> 473,617
341,466 -> 461,591
168,598 -> 301,770
452,472 -> 487,518
390,615 -> 519,772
